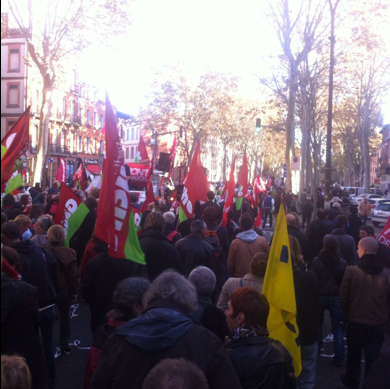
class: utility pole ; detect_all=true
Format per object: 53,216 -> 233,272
325,0 -> 341,204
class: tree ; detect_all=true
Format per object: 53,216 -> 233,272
7,0 -> 132,184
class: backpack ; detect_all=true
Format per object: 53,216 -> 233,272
205,226 -> 222,260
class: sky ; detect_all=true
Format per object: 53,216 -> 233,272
76,0 -> 389,123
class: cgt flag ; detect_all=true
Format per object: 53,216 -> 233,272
56,158 -> 67,183
179,142 -> 209,223
95,94 -> 145,264
1,107 -> 30,196
262,205 -> 302,376
135,135 -> 149,163
221,157 -> 236,227
236,150 -> 248,211
378,218 -> 390,248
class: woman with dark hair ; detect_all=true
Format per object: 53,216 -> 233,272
19,194 -> 33,215
347,205 -> 363,246
311,236 -> 347,367
80,232 -> 108,279
225,288 -> 295,389
84,277 -> 151,388
28,204 -> 44,225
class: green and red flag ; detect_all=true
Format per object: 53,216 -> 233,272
179,142 -> 209,223
1,107 -> 30,197
221,156 -> 236,227
73,163 -> 87,191
95,95 -> 145,264
236,150 -> 248,211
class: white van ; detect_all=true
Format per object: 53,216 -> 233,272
347,187 -> 367,198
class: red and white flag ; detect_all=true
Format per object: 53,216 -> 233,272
135,135 -> 149,163
378,218 -> 390,248
95,95 -> 145,264
56,158 -> 67,183
73,163 -> 87,191
254,208 -> 262,228
221,157 -> 236,227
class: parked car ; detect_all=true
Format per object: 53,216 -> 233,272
371,201 -> 390,226
351,194 -> 385,206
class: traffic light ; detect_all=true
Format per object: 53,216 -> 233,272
255,118 -> 261,134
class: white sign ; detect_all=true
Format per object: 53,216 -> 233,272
291,156 -> 301,171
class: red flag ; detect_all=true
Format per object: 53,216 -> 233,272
254,208 -> 262,228
236,150 -> 249,210
179,142 -> 209,222
168,135 -> 177,178
1,259 -> 22,280
56,158 -> 67,183
135,135 -> 149,163
53,183 -> 82,233
221,157 -> 236,227
1,107 -> 30,193
378,218 -> 390,248
95,95 -> 145,264
73,163 -> 87,191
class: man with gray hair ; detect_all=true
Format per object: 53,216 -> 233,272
89,270 -> 242,389
189,267 -> 229,342
340,237 -> 390,388
163,211 -> 183,244
175,220 -> 215,276
31,215 -> 54,247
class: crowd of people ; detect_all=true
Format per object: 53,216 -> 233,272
1,180 -> 390,389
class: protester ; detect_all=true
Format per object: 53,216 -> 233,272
47,181 -> 60,196
233,212 -> 263,239
227,214 -> 270,278
1,356 -> 32,389
347,205 -> 362,246
301,196 -> 314,229
142,359 -> 209,389
14,215 -> 33,241
84,277 -> 151,388
326,216 -> 358,265
262,192 -> 274,228
359,225 -> 390,268
1,253 -> 48,389
46,225 -> 78,353
175,220 -> 215,276
130,193 -> 141,210
30,215 -> 54,247
340,237 -> 390,388
1,222 -> 57,388
88,270 -> 242,389
1,195 -> 23,221
80,233 -> 109,279
189,266 -> 229,342
139,212 -> 182,280
225,287 -> 296,389
29,204 -> 44,225
200,190 -> 220,215
361,351 -> 390,389
327,202 -> 341,222
311,236 -> 347,368
1,213 -> 7,226
19,194 -> 33,214
1,246 -> 22,274
358,197 -> 371,225
163,211 -> 183,244
286,213 -> 309,262
218,252 -> 267,312
14,186 -> 27,202
82,247 -> 148,333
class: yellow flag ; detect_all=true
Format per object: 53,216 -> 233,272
262,205 -> 302,376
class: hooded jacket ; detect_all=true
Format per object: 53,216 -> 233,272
227,230 -> 270,278
340,254 -> 390,326
88,300 -> 243,389
326,229 -> 359,266
11,240 -> 57,309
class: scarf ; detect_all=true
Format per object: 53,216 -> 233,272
225,325 -> 269,347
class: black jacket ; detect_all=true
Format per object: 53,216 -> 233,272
311,255 -> 348,296
200,200 -> 220,216
175,234 -> 215,276
347,214 -> 363,246
227,335 -> 295,389
326,229 -> 359,265
89,300 -> 242,389
378,243 -> 390,269
287,225 -> 309,262
139,230 -> 182,280
301,201 -> 313,216
306,219 -> 332,265
11,240 -> 57,309
293,267 -> 319,346
164,225 -> 183,245
1,275 -> 49,389
82,252 -> 148,333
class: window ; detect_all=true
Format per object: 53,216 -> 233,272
86,137 -> 90,153
87,110 -> 91,125
7,83 -> 20,108
131,147 -> 135,160
61,130 -> 66,148
92,138 -> 96,153
78,136 -> 83,152
126,147 -> 130,160
131,128 -> 134,140
69,132 -> 74,153
119,125 -> 123,139
100,115 -> 104,129
71,100 -> 75,122
100,140 -> 104,155
6,119 -> 17,135
63,98 -> 67,119
94,112 -> 97,126
8,45 -> 21,72
126,129 -> 130,141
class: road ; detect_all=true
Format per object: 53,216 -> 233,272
54,219 -> 388,389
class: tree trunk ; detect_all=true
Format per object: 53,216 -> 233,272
222,143 -> 227,182
361,101 -> 371,192
33,80 -> 54,185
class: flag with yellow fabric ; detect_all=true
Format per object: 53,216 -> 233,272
262,205 -> 302,376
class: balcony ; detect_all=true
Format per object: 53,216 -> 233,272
49,144 -> 77,156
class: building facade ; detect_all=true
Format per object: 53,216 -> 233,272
378,124 -> 390,191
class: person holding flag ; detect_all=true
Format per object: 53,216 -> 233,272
236,151 -> 249,212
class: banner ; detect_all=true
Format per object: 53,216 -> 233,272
236,150 -> 248,211
1,107 -> 30,195
179,142 -> 209,222
95,95 -> 145,264
127,163 -> 152,187
54,183 -> 82,234
221,157 -> 236,227
56,158 -> 67,183
135,135 -> 149,163
378,218 -> 390,248
262,206 -> 302,376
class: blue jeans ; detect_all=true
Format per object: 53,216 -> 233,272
318,295 -> 344,362
345,323 -> 385,388
362,216 -> 368,225
298,343 -> 318,389
39,305 -> 56,389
